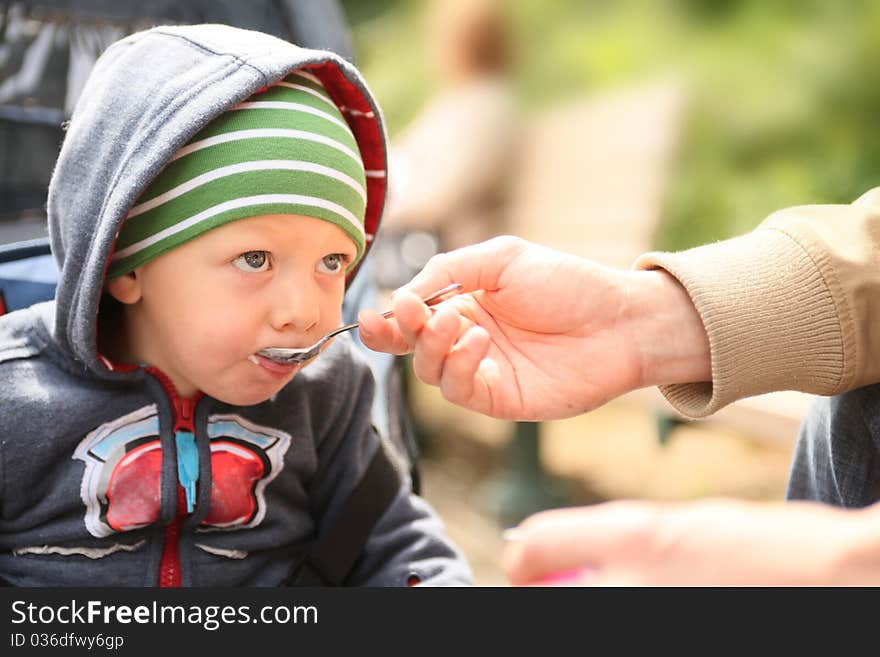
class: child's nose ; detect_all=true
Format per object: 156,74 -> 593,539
268,277 -> 320,333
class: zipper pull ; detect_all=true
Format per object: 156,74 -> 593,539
173,395 -> 195,429
175,430 -> 199,513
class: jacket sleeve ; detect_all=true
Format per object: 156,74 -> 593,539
306,343 -> 473,587
633,186 -> 880,418
346,474 -> 474,587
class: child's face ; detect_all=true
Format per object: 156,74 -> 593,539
110,214 -> 358,404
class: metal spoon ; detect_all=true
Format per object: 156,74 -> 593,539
257,282 -> 464,364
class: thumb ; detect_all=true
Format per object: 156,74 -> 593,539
399,235 -> 529,298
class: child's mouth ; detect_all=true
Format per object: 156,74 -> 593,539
248,353 -> 302,376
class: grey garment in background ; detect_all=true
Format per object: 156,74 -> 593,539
0,0 -> 354,220
785,386 -> 880,507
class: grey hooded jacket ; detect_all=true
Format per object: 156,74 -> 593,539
0,24 -> 472,586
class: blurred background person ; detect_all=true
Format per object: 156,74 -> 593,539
371,0 -> 519,290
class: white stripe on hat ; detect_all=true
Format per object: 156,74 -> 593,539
168,129 -> 361,165
128,160 -> 366,218
274,82 -> 336,110
112,194 -> 365,263
290,70 -> 322,85
232,101 -> 353,136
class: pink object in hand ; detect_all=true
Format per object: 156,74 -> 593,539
532,568 -> 593,586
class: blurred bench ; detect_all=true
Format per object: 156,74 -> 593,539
505,79 -> 685,269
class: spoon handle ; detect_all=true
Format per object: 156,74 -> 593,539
326,282 -> 464,339
378,282 -> 464,320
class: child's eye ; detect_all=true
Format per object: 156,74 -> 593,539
317,253 -> 349,274
233,251 -> 270,272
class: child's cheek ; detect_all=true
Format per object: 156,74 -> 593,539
195,307 -> 255,358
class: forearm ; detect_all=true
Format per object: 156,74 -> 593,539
622,268 -> 711,390
634,187 -> 880,418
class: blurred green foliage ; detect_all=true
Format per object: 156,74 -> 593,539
342,0 -> 880,251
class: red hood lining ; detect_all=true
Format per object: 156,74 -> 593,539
306,62 -> 386,276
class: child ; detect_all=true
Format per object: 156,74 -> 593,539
0,24 -> 472,586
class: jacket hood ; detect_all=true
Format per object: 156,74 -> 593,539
46,24 -> 387,378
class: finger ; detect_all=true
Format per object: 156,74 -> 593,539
500,502 -> 660,585
411,304 -> 463,386
437,324 -> 491,409
391,290 -> 434,347
398,250 -> 472,299
358,309 -> 412,355
854,187 -> 880,209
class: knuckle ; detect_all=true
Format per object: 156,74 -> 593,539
489,234 -> 528,255
413,357 -> 439,386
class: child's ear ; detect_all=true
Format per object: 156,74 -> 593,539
105,271 -> 142,305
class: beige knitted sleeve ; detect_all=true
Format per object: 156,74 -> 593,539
633,187 -> 880,418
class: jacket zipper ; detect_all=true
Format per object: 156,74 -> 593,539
146,367 -> 202,588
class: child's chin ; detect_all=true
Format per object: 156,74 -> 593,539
209,384 -> 287,407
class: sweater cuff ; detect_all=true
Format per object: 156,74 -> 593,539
633,228 -> 845,418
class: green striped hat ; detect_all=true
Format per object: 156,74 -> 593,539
108,69 -> 367,278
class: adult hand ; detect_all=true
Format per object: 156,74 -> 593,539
359,236 -> 710,420
501,499 -> 880,586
